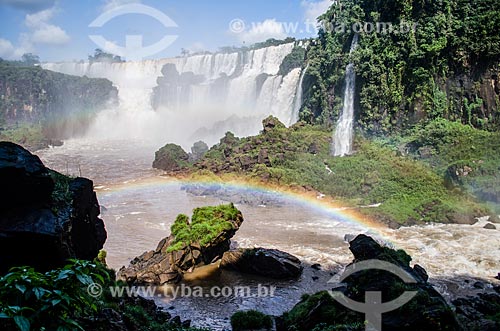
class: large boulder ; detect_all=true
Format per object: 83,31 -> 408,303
0,141 -> 54,209
118,204 -> 243,285
0,142 -> 106,273
262,116 -> 286,133
221,248 -> 302,279
278,234 -> 462,331
152,143 -> 190,172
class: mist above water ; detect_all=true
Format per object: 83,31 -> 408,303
43,43 -> 306,149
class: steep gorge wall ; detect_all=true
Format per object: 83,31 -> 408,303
0,61 -> 118,138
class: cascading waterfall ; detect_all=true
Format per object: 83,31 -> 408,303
42,43 -> 306,147
332,34 -> 359,157
290,64 -> 308,125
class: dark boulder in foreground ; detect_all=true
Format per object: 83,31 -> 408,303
221,248 -> 302,279
277,234 -> 462,331
0,141 -> 106,273
118,204 -> 243,285
0,141 -> 54,208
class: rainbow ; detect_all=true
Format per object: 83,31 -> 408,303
95,175 -> 392,241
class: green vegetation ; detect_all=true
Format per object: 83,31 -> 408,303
50,170 -> 74,213
301,0 -> 500,131
167,204 -> 241,253
0,124 -> 47,151
0,260 -> 112,331
0,260 -> 208,331
282,291 -> 362,331
0,60 -> 116,148
217,37 -> 297,54
187,117 -> 491,226
230,310 -> 273,331
278,46 -> 306,76
121,305 -> 209,331
88,48 -> 123,63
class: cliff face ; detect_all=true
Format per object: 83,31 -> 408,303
0,61 -> 118,139
301,0 -> 500,132
0,142 -> 107,273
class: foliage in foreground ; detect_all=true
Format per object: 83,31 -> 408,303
0,260 -> 111,331
230,310 -> 273,331
0,260 -> 207,331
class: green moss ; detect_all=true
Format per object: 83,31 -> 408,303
167,204 -> 241,253
230,310 -> 273,331
49,170 -> 73,214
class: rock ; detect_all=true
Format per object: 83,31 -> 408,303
307,142 -> 320,154
453,292 -> 500,331
221,248 -> 302,279
0,142 -> 106,273
118,204 -> 243,285
189,141 -> 209,162
484,223 -> 496,230
490,215 -> 500,224
257,148 -> 271,166
168,316 -> 181,326
0,141 -> 54,209
262,116 -> 286,133
152,144 -> 189,172
311,263 -> 322,270
279,234 -> 462,331
413,264 -> 429,282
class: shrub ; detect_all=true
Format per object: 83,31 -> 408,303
167,204 -> 241,253
230,310 -> 273,331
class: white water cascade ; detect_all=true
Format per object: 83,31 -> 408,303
42,43 -> 307,148
290,64 -> 308,125
332,34 -> 359,156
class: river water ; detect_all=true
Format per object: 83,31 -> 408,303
38,138 -> 500,330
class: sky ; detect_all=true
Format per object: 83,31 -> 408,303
0,0 -> 333,62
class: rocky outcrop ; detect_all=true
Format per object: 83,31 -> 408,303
189,140 -> 209,162
278,234 -> 462,331
221,248 -> 302,279
152,143 -> 190,172
0,142 -> 106,273
0,141 -> 54,208
151,63 -> 204,110
453,290 -> 500,331
118,204 -> 243,285
0,61 -> 118,139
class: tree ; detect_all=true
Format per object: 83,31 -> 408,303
88,49 -> 123,63
21,53 -> 40,66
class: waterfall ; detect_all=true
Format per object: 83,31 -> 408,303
290,64 -> 308,125
42,42 -> 305,147
332,34 -> 359,157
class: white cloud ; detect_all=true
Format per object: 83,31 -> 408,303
0,5 -> 70,59
25,8 -> 54,28
102,0 -> 141,12
302,0 -> 333,23
0,38 -> 15,58
32,25 -> 70,45
236,19 -> 288,45
24,7 -> 70,45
